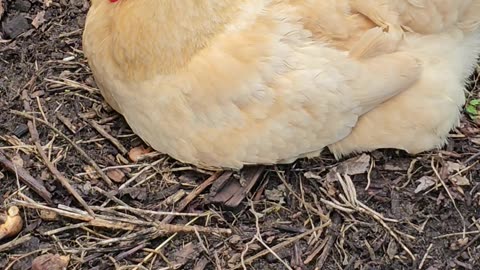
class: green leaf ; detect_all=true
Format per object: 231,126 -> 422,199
469,99 -> 480,106
466,104 -> 478,115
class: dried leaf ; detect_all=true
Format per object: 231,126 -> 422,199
338,154 -> 371,175
414,176 -> 436,193
451,175 -> 470,186
128,146 -> 152,162
11,154 -> 24,168
32,253 -> 70,270
304,171 -> 322,180
229,235 -> 242,245
450,237 -> 469,250
43,0 -> 52,7
171,242 -> 197,267
386,240 -> 398,259
83,166 -> 98,180
32,11 -> 46,29
39,210 -> 58,221
265,184 -> 286,203
446,161 -> 465,173
106,169 -> 126,183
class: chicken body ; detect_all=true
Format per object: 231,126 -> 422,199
328,1 -> 480,157
82,0 -> 478,169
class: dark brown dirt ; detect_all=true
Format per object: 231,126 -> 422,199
1,1 -> 480,270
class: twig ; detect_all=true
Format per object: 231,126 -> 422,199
13,198 -> 231,235
303,237 -> 328,264
11,110 -> 114,187
418,243 -> 433,270
434,230 -> 480,239
275,168 -> 330,222
97,205 -> 210,218
315,213 -> 341,268
118,158 -> 164,190
115,243 -> 147,261
56,113 -> 77,134
232,222 -> 331,270
0,234 -> 33,252
15,199 -> 136,230
0,150 -> 53,204
87,120 -> 128,155
365,158 -> 374,190
431,158 -> 466,237
464,151 -> 480,164
162,171 -> 224,224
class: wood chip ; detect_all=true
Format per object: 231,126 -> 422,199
106,169 -> 126,183
31,11 -> 46,29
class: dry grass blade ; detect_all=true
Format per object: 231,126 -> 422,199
44,77 -> 98,93
323,173 -> 416,261
431,157 -> 466,238
232,222 -> 331,270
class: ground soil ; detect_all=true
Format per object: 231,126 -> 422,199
1,1 -> 480,270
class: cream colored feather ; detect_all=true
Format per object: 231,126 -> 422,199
82,0 -> 479,169
329,0 -> 480,157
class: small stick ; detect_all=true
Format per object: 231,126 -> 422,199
87,120 -> 128,155
465,152 -> 480,164
0,150 -> 53,204
431,158 -> 466,237
418,243 -> 433,270
14,199 -> 231,235
303,237 -> 329,264
156,223 -> 231,235
0,234 -> 32,253
115,243 -> 147,261
56,113 -> 77,134
315,214 -> 341,269
11,110 -> 114,187
162,171 -> 224,224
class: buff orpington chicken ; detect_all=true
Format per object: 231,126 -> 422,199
82,0 -> 479,169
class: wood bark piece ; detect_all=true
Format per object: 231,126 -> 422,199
207,166 -> 265,208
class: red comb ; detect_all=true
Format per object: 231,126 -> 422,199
109,0 -> 119,2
